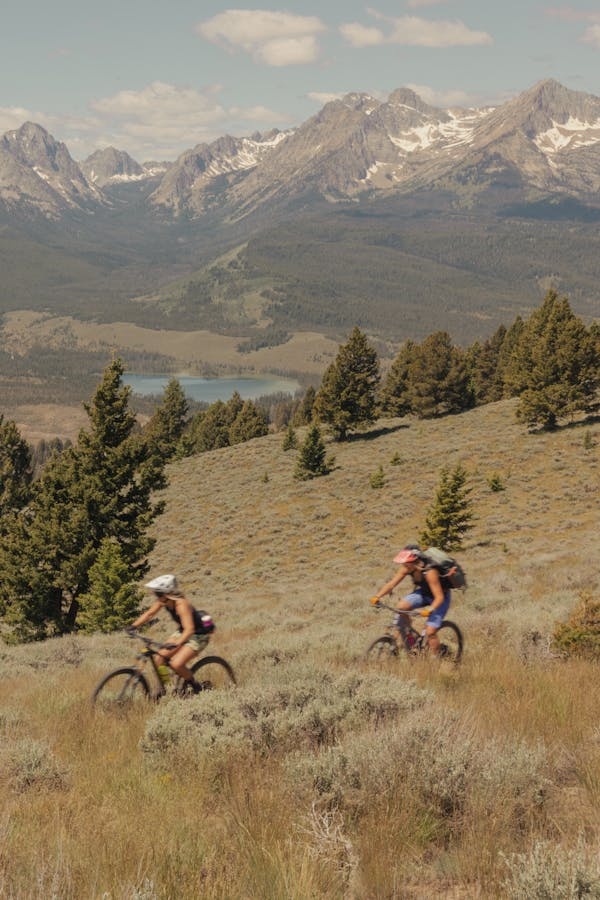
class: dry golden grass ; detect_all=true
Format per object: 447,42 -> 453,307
1,399 -> 599,898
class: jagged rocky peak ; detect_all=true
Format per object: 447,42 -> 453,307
0,121 -> 103,213
489,79 -> 600,136
2,121 -> 74,171
82,147 -> 143,184
81,146 -> 172,186
249,128 -> 281,143
387,87 -> 437,114
3,79 -> 600,224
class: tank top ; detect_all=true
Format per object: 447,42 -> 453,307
166,602 -> 205,634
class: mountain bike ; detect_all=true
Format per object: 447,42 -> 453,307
91,632 -> 236,709
365,600 -> 463,664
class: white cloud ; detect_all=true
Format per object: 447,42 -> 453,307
0,83 -> 291,161
341,10 -> 492,49
339,23 -> 384,48
196,10 -> 326,66
0,106 -> 56,135
582,23 -> 600,47
307,91 -> 345,105
544,8 -> 600,48
405,83 -> 477,107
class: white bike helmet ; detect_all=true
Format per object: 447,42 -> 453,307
145,574 -> 178,595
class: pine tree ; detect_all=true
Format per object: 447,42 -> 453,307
281,422 -> 298,451
0,358 -> 167,640
229,400 -> 269,444
466,325 -> 508,405
407,332 -> 474,418
0,415 -> 32,520
420,463 -> 474,551
293,385 -> 316,426
505,290 -> 600,430
187,401 -> 231,452
78,538 -> 144,633
379,340 -> 415,416
143,377 -> 188,460
294,424 -> 331,480
184,392 -> 248,453
314,327 -> 380,441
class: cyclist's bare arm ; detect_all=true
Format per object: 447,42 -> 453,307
372,565 -> 410,603
130,601 -> 163,630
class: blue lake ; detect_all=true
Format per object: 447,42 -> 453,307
123,374 -> 300,403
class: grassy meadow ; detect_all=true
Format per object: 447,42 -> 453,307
1,398 -> 599,899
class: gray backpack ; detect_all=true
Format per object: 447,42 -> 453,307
424,547 -> 467,590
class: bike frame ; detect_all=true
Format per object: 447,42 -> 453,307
128,633 -> 180,697
374,601 -> 428,652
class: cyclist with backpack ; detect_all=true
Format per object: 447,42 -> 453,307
129,574 -> 215,694
370,545 -> 451,657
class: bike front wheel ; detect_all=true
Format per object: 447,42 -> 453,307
435,621 -> 463,663
177,655 -> 237,694
92,667 -> 151,709
365,635 -> 399,661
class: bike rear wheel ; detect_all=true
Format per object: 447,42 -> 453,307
177,655 -> 237,694
92,667 -> 151,709
435,621 -> 463,663
365,635 -> 399,661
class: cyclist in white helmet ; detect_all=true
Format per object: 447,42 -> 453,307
129,575 -> 214,694
371,544 -> 451,657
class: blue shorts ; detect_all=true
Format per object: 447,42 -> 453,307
403,587 -> 451,630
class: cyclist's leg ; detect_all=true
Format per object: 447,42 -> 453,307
424,592 -> 451,656
396,588 -> 426,641
170,635 -> 209,687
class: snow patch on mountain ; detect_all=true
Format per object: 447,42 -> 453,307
535,116 -> 600,154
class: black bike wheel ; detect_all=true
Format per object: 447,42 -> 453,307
435,621 -> 463,663
186,655 -> 237,692
92,667 -> 151,709
365,635 -> 399,661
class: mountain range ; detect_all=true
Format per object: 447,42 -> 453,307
1,78 -> 599,345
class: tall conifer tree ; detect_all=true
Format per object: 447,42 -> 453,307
0,415 -> 32,521
505,290 -> 600,429
0,359 -> 166,640
314,327 -> 380,441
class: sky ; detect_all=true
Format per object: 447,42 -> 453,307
2,1 -> 600,163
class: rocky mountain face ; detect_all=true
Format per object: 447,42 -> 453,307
149,130 -> 290,215
0,122 -> 104,218
80,147 -> 170,188
146,79 -> 600,220
2,80 -> 600,224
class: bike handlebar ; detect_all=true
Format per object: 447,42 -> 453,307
371,600 -> 424,617
125,630 -> 176,652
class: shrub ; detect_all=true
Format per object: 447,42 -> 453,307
487,472 -> 506,492
583,430 -> 595,451
370,465 -> 385,489
501,838 -> 600,899
553,592 -> 600,659
140,664 -> 428,764
2,737 -> 69,793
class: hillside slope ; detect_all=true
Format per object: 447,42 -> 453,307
1,399 -> 599,898
148,400 -> 598,644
